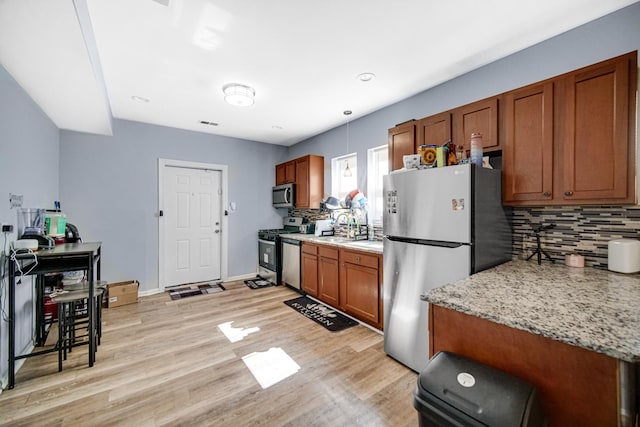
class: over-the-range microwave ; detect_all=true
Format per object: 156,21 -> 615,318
272,183 -> 295,208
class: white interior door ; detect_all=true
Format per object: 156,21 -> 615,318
163,165 -> 222,287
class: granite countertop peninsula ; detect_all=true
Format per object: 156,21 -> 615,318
423,260 -> 640,362
280,233 -> 383,254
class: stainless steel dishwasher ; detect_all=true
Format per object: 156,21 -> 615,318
281,237 -> 301,290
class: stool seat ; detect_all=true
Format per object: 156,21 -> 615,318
51,286 -> 105,372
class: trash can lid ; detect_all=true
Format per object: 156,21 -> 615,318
417,351 -> 544,426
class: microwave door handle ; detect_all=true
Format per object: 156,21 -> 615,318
285,187 -> 291,204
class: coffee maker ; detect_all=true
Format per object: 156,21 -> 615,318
17,208 -> 55,249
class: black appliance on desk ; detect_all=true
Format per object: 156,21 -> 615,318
257,217 -> 304,285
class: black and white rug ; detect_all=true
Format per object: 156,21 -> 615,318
168,281 -> 225,300
244,278 -> 274,289
283,296 -> 358,332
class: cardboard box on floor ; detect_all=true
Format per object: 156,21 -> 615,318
107,280 -> 139,308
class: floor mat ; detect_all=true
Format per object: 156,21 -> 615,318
168,281 -> 225,300
283,296 -> 358,332
244,278 -> 275,289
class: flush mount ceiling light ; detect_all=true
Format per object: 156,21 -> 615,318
131,95 -> 150,103
222,83 -> 255,107
357,72 -> 375,82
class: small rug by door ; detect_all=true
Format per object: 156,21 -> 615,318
283,296 -> 358,332
168,281 -> 225,300
244,278 -> 274,289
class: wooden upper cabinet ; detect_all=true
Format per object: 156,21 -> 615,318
416,112 -> 451,147
275,155 -> 324,208
388,121 -> 416,171
452,97 -> 499,152
502,82 -> 554,204
295,155 -> 324,209
275,160 -> 296,185
502,51 -> 637,206
561,53 -> 636,204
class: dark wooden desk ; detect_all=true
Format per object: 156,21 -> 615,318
7,242 -> 101,389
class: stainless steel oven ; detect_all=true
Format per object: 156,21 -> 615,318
258,238 -> 277,283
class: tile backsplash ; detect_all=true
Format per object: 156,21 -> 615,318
510,205 -> 640,269
291,206 -> 640,267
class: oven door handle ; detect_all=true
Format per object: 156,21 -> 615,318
259,239 -> 276,245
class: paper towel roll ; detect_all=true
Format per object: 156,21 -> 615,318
608,239 -> 640,273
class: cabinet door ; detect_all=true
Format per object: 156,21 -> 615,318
285,161 -> 296,183
318,256 -> 340,307
388,122 -> 416,171
562,55 -> 635,203
502,82 -> 554,204
301,251 -> 318,297
275,163 -> 286,185
452,98 -> 499,152
416,112 -> 451,147
340,261 -> 380,328
295,157 -> 309,208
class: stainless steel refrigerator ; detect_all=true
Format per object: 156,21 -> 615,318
383,163 -> 511,372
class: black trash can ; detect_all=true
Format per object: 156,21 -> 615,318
413,351 -> 547,427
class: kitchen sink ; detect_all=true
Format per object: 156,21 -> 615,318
346,241 -> 383,250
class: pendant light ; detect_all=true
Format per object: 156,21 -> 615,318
343,110 -> 352,177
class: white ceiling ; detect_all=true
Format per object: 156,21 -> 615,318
0,0 -> 637,146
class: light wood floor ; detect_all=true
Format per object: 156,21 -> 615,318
0,281 -> 418,426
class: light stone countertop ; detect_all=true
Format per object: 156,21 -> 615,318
279,233 -> 383,254
422,260 -> 640,362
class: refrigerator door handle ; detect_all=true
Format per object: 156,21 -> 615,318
386,236 -> 468,248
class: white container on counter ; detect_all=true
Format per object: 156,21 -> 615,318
608,239 -> 640,273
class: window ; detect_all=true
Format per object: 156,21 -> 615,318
331,153 -> 357,202
367,144 -> 388,225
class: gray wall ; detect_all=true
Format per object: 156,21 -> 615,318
0,65 -> 60,388
289,3 -> 640,196
60,120 -> 287,292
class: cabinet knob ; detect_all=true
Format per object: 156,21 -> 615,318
564,191 -> 573,196
355,256 -> 360,262
543,191 -> 551,197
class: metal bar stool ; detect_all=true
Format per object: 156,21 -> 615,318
63,280 -> 108,344
51,282 -> 105,371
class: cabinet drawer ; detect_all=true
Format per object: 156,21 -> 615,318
318,246 -> 338,259
302,243 -> 318,255
340,250 -> 378,269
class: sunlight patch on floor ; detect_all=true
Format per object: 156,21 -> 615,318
242,347 -> 301,389
217,321 -> 260,343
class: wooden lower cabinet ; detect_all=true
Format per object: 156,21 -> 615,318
318,246 -> 339,307
430,305 -> 631,427
339,250 -> 383,330
301,243 -> 318,297
300,242 -> 383,330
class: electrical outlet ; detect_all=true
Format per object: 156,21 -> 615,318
9,193 -> 23,208
2,224 -> 13,233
